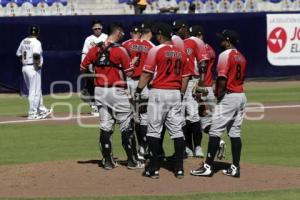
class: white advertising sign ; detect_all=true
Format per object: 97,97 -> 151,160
267,14 -> 300,66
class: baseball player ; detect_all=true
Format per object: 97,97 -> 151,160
182,25 -> 210,158
80,23 -> 143,170
81,20 -> 108,116
122,22 -> 155,160
16,25 -> 52,120
191,29 -> 247,178
136,23 -> 192,179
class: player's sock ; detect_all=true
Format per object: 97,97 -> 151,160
139,125 -> 148,153
183,123 -> 193,150
230,137 -> 242,168
205,136 -> 220,166
148,136 -> 160,171
99,129 -> 112,159
121,129 -> 137,163
158,126 -> 166,156
191,121 -> 202,147
174,137 -> 184,170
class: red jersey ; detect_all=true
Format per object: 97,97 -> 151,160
217,49 -> 247,93
143,44 -> 191,90
184,37 -> 209,77
80,42 -> 134,88
122,39 -> 155,78
204,44 -> 216,87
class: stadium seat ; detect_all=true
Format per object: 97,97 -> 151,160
20,1 -> 34,16
280,0 -> 293,11
178,0 -> 190,13
49,1 -> 65,15
194,0 -> 205,13
204,0 -> 217,13
218,0 -> 232,13
293,0 -> 300,11
4,1 -> 20,16
65,0 -> 81,15
35,1 -> 51,16
244,0 -> 258,12
231,0 -> 245,12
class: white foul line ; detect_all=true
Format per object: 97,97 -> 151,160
0,115 -> 97,125
0,104 -> 300,125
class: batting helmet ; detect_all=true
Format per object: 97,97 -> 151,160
28,25 -> 40,36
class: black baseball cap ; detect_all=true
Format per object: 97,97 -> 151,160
130,25 -> 142,33
155,23 -> 173,39
216,29 -> 240,45
172,19 -> 188,31
141,21 -> 154,32
189,25 -> 204,37
29,25 -> 40,36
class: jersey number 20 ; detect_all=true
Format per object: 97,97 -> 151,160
166,58 -> 182,75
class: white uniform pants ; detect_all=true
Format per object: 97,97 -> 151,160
147,89 -> 184,139
200,86 -> 215,130
127,78 -> 149,126
95,87 -> 133,132
22,65 -> 47,115
182,79 -> 201,126
209,93 -> 247,138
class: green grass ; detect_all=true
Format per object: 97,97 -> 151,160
0,94 -> 90,116
0,84 -> 299,117
245,86 -> 300,103
0,121 -> 300,167
1,189 -> 299,200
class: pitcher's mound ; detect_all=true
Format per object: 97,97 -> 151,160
0,158 -> 300,198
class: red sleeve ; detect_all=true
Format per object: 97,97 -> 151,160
194,38 -> 209,62
80,46 -> 97,71
118,46 -> 134,73
143,46 -> 158,74
217,50 -> 231,78
182,56 -> 192,78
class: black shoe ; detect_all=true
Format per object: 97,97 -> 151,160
190,163 -> 213,177
102,157 -> 118,170
175,169 -> 184,179
142,169 -> 159,179
127,160 -> 145,170
222,164 -> 240,178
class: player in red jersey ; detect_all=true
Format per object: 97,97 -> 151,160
191,29 -> 247,178
80,23 -> 143,171
122,22 -> 156,161
181,25 -> 210,158
135,23 -> 192,179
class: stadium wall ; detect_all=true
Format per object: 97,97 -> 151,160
1,12 -> 300,94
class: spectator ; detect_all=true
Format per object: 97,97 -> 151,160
132,0 -> 149,14
157,0 -> 179,14
188,2 -> 196,13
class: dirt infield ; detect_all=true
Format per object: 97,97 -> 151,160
0,159 -> 299,198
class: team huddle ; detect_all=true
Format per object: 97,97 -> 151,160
17,19 -> 247,179
80,19 -> 247,179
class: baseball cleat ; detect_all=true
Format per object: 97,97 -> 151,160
194,146 -> 204,158
216,139 -> 226,160
223,164 -> 240,178
190,163 -> 213,177
102,157 -> 118,170
185,147 -> 194,157
175,169 -> 184,179
27,114 -> 42,120
142,169 -> 159,179
39,108 -> 53,119
127,160 -> 145,170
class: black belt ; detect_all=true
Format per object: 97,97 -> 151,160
131,77 -> 140,80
